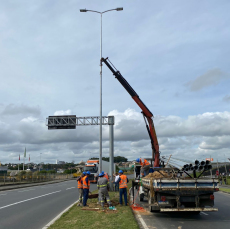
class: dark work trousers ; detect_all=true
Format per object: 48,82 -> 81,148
83,189 -> 89,206
114,182 -> 119,191
119,188 -> 127,205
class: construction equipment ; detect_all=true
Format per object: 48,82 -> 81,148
101,57 -> 160,167
101,57 -> 219,213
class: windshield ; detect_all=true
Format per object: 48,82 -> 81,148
84,165 -> 98,173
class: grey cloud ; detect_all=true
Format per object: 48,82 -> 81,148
199,136 -> 230,150
155,112 -> 230,137
223,95 -> 230,103
1,104 -> 41,116
186,68 -> 228,91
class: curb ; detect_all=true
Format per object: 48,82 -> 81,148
129,187 -> 149,229
219,190 -> 230,195
42,200 -> 79,229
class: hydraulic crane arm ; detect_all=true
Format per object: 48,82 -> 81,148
101,57 -> 160,167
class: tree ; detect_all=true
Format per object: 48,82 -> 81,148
64,169 -> 76,174
102,157 -> 109,162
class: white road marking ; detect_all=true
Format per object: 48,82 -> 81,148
136,212 -> 149,229
42,200 -> 79,229
18,189 -> 35,192
0,193 -> 7,196
201,212 -> 208,215
66,187 -> 75,190
0,190 -> 61,210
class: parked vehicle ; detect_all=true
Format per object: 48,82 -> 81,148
103,58 -> 219,213
84,160 -> 115,183
133,165 -> 219,213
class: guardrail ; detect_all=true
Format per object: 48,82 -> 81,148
0,173 -> 73,186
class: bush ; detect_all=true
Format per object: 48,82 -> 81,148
64,169 -> 77,174
20,171 -> 27,176
47,170 -> 56,174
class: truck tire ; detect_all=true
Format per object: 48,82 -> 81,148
139,193 -> 144,202
191,211 -> 200,215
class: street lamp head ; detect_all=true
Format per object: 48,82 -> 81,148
116,7 -> 123,11
80,9 -> 87,12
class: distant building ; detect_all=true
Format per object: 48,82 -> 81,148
57,169 -> 64,173
56,160 -> 65,165
79,160 -> 86,165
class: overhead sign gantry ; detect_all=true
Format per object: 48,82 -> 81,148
46,115 -> 115,189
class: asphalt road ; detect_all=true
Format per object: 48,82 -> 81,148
135,191 -> 230,229
0,180 -> 97,229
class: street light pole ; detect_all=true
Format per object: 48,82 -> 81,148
99,12 -> 103,174
80,7 -> 123,173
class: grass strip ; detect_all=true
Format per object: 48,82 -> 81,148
49,181 -> 139,229
220,188 -> 230,193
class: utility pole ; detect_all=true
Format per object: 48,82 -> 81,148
210,155 -> 212,178
224,154 -> 227,175
40,153 -> 42,172
217,159 -> 219,178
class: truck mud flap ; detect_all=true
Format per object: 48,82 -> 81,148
160,208 -> 218,212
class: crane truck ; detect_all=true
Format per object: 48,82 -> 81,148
101,57 -> 219,213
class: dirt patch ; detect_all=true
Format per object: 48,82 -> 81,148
104,200 -> 119,207
145,170 -> 171,179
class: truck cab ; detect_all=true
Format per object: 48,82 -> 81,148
84,160 -> 99,183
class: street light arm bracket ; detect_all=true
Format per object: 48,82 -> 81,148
102,8 -> 123,14
80,8 -> 123,14
80,9 -> 101,14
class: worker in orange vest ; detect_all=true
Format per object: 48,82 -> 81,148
136,158 -> 150,177
82,171 -> 91,206
117,170 -> 129,206
76,172 -> 85,206
102,171 -> 109,181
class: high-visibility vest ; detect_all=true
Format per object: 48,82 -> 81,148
83,176 -> 90,189
104,173 -> 109,181
78,178 -> 83,189
119,174 -> 127,189
140,158 -> 150,167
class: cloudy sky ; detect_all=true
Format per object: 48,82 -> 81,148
0,0 -> 230,164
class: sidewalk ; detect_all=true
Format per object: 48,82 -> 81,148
0,179 -> 70,191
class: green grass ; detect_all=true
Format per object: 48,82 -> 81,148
49,181 -> 139,229
220,188 -> 230,193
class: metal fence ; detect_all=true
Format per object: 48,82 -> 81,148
0,173 -> 73,186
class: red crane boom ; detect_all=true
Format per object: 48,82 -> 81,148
101,57 -> 160,167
